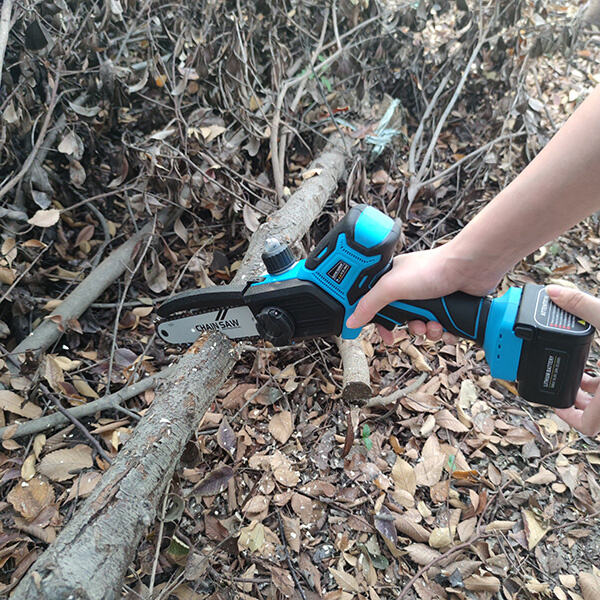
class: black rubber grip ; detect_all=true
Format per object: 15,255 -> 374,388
374,292 -> 491,344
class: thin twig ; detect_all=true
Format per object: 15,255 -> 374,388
408,72 -> 452,175
147,483 -> 171,598
41,384 -> 113,465
0,66 -> 61,202
366,372 -> 428,408
106,220 -> 155,394
0,242 -> 53,305
0,369 -> 169,439
275,509 -> 308,600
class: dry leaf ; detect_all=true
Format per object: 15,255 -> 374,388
217,417 -> 236,456
58,130 -> 84,160
28,209 -> 60,228
435,409 -> 469,432
559,574 -> 577,589
0,390 -> 43,419
72,376 -> 99,399
522,509 -> 549,550
38,444 -> 93,482
464,575 -> 500,593
400,340 -> 432,372
271,566 -> 295,598
21,454 -> 36,481
44,355 -> 65,391
270,451 -> 300,487
526,466 -> 556,485
269,411 -> 293,444
392,457 -> 416,495
414,435 -> 445,487
193,465 -> 234,496
243,204 -> 261,232
243,495 -> 269,521
429,527 -> 453,549
405,543 -> 441,566
328,567 -> 359,592
394,515 -> 430,543
580,572 -> 600,600
457,517 -> 477,541
66,471 -> 102,501
302,168 -> 323,180
282,515 -> 301,553
7,476 -> 55,520
200,124 -> 226,142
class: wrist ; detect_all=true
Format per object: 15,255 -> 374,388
440,235 -> 509,296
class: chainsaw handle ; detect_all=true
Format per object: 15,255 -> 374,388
373,293 -> 491,344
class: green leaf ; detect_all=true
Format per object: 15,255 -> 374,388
361,424 -> 372,450
321,76 -> 333,92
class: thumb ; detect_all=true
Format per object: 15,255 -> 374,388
546,285 -> 600,329
346,279 -> 395,329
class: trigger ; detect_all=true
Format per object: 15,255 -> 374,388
372,314 -> 395,330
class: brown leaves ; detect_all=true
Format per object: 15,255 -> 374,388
268,410 -> 293,444
580,571 -> 600,600
38,445 -> 93,482
0,391 -> 42,420
522,509 -> 549,550
7,477 -> 55,520
391,457 -> 416,495
27,209 -> 60,228
193,465 -> 234,497
216,417 -> 236,456
414,435 -> 445,488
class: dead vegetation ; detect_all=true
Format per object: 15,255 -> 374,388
0,1 -> 600,599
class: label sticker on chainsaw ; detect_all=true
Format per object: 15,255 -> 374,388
534,288 -> 592,333
327,260 -> 350,284
540,348 -> 567,392
157,306 -> 259,344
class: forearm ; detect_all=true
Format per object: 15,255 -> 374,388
448,85 -> 600,284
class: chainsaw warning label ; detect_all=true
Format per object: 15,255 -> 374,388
327,260 -> 350,284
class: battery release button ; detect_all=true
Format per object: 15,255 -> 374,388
514,323 -> 534,340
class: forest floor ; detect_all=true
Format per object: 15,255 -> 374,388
0,1 -> 600,599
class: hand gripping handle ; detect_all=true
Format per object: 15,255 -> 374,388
374,292 -> 492,344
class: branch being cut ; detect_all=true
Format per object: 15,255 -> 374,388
335,336 -> 372,400
11,133 -> 350,600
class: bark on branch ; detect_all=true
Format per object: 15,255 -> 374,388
335,336 -> 372,400
11,134 -> 349,600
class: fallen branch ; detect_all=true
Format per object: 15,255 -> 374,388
8,210 -> 171,367
0,370 -> 166,440
335,336 -> 372,401
11,133 -> 350,599
366,372 -> 428,408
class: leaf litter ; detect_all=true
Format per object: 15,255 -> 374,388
0,1 -> 599,598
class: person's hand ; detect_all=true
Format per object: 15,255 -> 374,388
546,284 -> 600,437
346,242 -> 503,344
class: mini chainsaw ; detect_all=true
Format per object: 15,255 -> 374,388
157,204 -> 594,408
